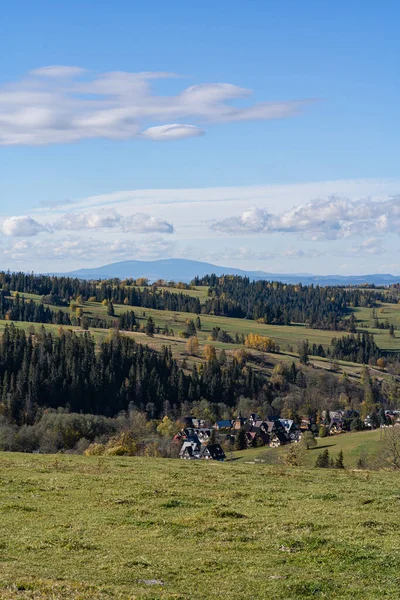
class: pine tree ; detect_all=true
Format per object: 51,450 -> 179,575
298,340 -> 310,365
145,317 -> 155,337
234,428 -> 247,450
335,450 -> 345,469
315,448 -> 330,468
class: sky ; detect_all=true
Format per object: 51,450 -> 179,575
0,0 -> 399,275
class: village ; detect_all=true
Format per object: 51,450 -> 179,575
176,409 -> 400,461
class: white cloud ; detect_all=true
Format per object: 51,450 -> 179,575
122,213 -> 174,234
141,124 -> 205,140
0,210 -> 174,236
0,67 -> 310,145
211,196 -> 400,240
52,210 -> 174,233
1,215 -> 50,237
53,210 -> 122,231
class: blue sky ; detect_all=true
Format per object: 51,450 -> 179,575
0,0 -> 399,274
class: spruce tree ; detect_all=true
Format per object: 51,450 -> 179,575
335,450 -> 345,469
315,448 -> 330,468
234,428 -> 247,451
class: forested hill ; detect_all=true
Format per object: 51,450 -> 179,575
0,270 -> 396,331
0,325 -> 264,424
194,275 -> 392,330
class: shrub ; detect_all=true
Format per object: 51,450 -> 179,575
318,426 -> 328,438
301,431 -> 317,450
84,443 -> 106,456
284,444 -> 306,466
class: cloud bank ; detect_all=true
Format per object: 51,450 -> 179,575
0,210 -> 174,236
0,67 -> 310,145
211,196 -> 400,240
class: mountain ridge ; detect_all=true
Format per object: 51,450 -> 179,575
61,258 -> 400,286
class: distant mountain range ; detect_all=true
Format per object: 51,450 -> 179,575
62,258 -> 400,287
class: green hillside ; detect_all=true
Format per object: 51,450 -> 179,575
0,452 -> 399,600
233,428 -> 385,467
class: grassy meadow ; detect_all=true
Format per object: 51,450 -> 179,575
233,428 -> 385,467
12,290 -> 400,354
1,451 -> 400,599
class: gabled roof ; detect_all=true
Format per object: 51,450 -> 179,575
179,440 -> 200,457
272,430 -> 288,444
279,419 -> 295,432
200,444 -> 226,460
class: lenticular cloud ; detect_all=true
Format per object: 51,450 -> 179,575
0,67 -> 310,145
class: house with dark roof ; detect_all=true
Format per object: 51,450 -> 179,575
179,440 -> 201,459
248,413 -> 262,426
279,419 -> 301,441
269,429 -> 289,447
200,444 -> 226,461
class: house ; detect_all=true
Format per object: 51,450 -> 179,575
233,411 -> 247,430
183,428 -> 211,442
200,444 -> 226,461
279,419 -> 301,442
192,418 -> 206,428
179,440 -> 201,459
264,419 -> 286,435
299,417 -> 311,431
328,417 -> 344,433
248,413 -> 262,426
214,420 -> 233,431
269,430 -> 289,447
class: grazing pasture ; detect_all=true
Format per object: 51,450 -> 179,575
0,452 -> 399,599
233,428 -> 385,467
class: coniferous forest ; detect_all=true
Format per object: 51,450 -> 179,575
0,270 -> 395,330
0,324 -> 264,426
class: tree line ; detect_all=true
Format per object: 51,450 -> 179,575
0,292 -> 71,326
192,274 -> 390,330
1,270 -> 394,331
0,324 -> 266,426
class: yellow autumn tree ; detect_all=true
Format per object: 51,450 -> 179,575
244,333 -> 279,353
203,344 -> 217,362
186,336 -> 199,355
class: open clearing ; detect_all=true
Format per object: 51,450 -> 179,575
0,452 -> 399,599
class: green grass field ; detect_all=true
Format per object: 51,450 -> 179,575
233,428 -> 385,467
12,292 -> 400,354
1,451 -> 399,599
351,302 -> 400,328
